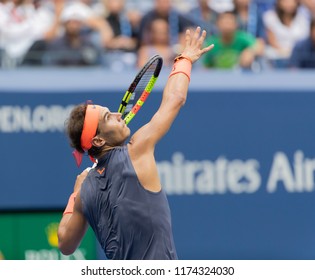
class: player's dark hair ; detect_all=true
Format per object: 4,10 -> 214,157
66,104 -> 86,154
65,104 -> 103,158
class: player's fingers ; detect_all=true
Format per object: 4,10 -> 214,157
201,44 -> 214,55
185,29 -> 191,47
197,30 -> 207,48
191,26 -> 201,45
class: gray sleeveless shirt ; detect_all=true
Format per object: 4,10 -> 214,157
80,146 -> 178,260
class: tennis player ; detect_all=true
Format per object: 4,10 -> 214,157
58,26 -> 214,260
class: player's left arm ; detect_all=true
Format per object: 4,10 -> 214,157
58,193 -> 88,255
58,171 -> 89,255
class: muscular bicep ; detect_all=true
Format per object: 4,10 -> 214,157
130,90 -> 185,152
130,68 -> 190,153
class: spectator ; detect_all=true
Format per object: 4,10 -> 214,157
233,0 -> 267,69
137,17 -> 175,68
209,0 -> 234,13
0,0 -> 7,65
23,0 -> 112,66
101,0 -> 138,52
0,0 -> 58,67
97,0 -> 140,71
63,1 -> 113,49
290,17 -> 315,68
138,0 -> 195,54
188,0 -> 220,35
262,0 -> 310,68
45,4 -> 103,67
300,0 -> 315,19
233,0 -> 266,39
172,0 -> 195,13
202,11 -> 263,70
22,0 -> 65,66
124,0 -> 153,15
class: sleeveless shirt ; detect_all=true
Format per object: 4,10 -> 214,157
80,146 -> 178,260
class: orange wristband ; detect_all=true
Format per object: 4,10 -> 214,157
63,192 -> 77,215
169,55 -> 192,81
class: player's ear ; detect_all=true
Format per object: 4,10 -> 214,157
92,135 -> 106,147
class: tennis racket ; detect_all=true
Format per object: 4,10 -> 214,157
118,54 -> 163,125
86,55 -> 163,170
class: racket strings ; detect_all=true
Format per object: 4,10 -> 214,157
124,62 -> 157,117
120,55 -> 162,122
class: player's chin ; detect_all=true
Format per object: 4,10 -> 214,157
123,122 -> 130,131
121,127 -> 130,140
125,127 -> 131,137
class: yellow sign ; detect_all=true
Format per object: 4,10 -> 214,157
46,223 -> 59,248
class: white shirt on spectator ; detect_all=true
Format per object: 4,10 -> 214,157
0,1 -> 54,65
263,8 -> 310,59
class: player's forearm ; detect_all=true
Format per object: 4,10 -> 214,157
57,192 -> 79,255
58,214 -> 76,255
58,211 -> 88,255
161,56 -> 192,108
162,72 -> 190,108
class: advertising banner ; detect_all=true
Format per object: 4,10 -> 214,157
1,87 -> 315,259
0,211 -> 97,260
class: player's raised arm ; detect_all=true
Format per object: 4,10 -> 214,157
131,27 -> 214,149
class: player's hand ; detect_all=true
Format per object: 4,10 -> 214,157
73,168 -> 89,193
181,26 -> 214,64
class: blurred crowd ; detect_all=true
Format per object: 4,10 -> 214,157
0,0 -> 314,71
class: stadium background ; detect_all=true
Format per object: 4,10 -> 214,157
0,0 -> 315,261
0,67 -> 315,260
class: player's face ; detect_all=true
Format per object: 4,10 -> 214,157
97,106 -> 130,146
